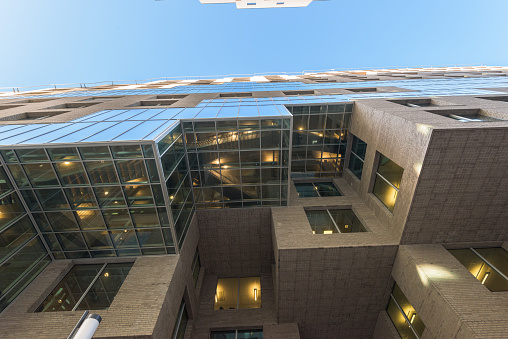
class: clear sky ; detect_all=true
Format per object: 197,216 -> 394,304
1,0 -> 507,89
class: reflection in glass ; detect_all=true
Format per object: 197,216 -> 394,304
130,208 -> 159,228
34,189 -> 69,210
136,228 -> 164,247
75,210 -> 106,230
83,231 -> 113,250
373,175 -> 398,212
239,277 -> 261,309
79,146 -> 111,160
7,164 -> 30,187
111,145 -> 143,159
102,209 -> 133,229
110,230 -> 138,248
378,155 -> 404,189
56,232 -> 87,251
0,215 -> 36,262
46,211 -> 79,231
84,161 -> 119,185
16,149 -> 48,162
64,187 -> 98,209
48,148 -> 79,161
306,210 -> 338,234
116,160 -> 149,183
214,277 -> 238,310
124,185 -> 154,206
449,248 -> 508,292
387,283 -> 425,339
0,193 -> 25,229
94,186 -> 126,208
1,150 -> 18,163
23,163 -> 59,187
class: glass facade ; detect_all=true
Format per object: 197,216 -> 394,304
306,209 -> 366,234
1,144 -> 176,259
287,104 -> 352,178
373,154 -> 404,212
348,135 -> 366,179
211,330 -> 263,339
386,283 -> 425,339
449,247 -> 508,291
36,262 -> 133,312
184,117 -> 291,209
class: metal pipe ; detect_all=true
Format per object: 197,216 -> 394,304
72,313 -> 102,339
67,311 -> 89,339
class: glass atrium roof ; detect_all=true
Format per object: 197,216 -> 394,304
0,104 -> 290,146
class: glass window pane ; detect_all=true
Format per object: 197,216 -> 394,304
124,185 -> 154,207
111,145 -> 143,159
7,164 -> 30,187
64,187 -> 98,209
0,215 -> 36,262
328,209 -> 366,233
348,155 -> 363,180
211,331 -> 236,339
377,155 -> 404,189
36,264 -> 104,312
54,162 -> 89,186
390,284 -> 425,337
102,209 -> 133,229
47,148 -> 79,161
34,189 -> 69,210
16,149 -> 48,162
79,146 -> 111,160
143,144 -> 154,158
20,189 -> 40,211
56,232 -> 87,251
136,228 -> 163,247
306,210 -> 337,234
475,248 -> 508,278
74,210 -> 106,230
239,277 -> 261,309
0,166 -> 13,195
83,231 -> 113,250
1,150 -> 18,163
22,163 -> 59,187
75,263 -> 133,311
46,211 -> 79,231
0,193 -> 25,229
214,277 -> 238,310
237,330 -> 263,339
239,131 -> 260,149
84,161 -> 119,185
145,159 -> 160,183
295,183 -> 318,198
130,208 -> 159,228
315,182 -> 341,196
116,160 -> 149,183
373,175 -> 398,212
386,297 -> 418,339
110,230 -> 138,248
94,186 -> 127,208
152,185 -> 165,206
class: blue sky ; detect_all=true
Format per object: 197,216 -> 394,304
1,0 -> 507,88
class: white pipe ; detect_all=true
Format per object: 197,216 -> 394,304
72,314 -> 102,339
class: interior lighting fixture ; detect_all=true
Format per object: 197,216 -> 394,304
104,272 -> 109,277
481,272 -> 490,285
64,162 -> 71,165
410,313 -> 416,324
254,288 -> 258,301
323,230 -> 333,234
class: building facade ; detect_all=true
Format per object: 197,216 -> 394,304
0,66 -> 507,338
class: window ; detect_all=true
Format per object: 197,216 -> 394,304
448,113 -> 501,122
305,209 -> 366,234
172,299 -> 189,339
294,182 -> 341,197
214,277 -> 261,310
192,248 -> 201,286
425,108 -> 503,122
373,154 -> 403,212
36,262 -> 133,312
210,329 -> 263,339
386,283 -> 426,339
348,135 -> 366,179
448,247 -> 508,292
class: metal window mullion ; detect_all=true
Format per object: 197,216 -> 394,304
470,247 -> 508,282
109,147 -> 143,252
350,151 -> 364,163
172,301 -> 185,339
376,172 -> 399,191
181,123 -> 196,213
390,294 -> 421,339
0,156 -> 55,260
326,209 -> 341,233
71,263 -> 107,311
286,115 -> 293,206
155,140 -> 180,255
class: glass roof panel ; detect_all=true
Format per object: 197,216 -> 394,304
20,123 -> 95,144
113,121 -> 166,141
51,122 -> 118,143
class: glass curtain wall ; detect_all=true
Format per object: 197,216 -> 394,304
157,125 -> 195,248
184,117 -> 290,209
1,144 -> 176,259
0,163 -> 51,313
287,103 -> 352,178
